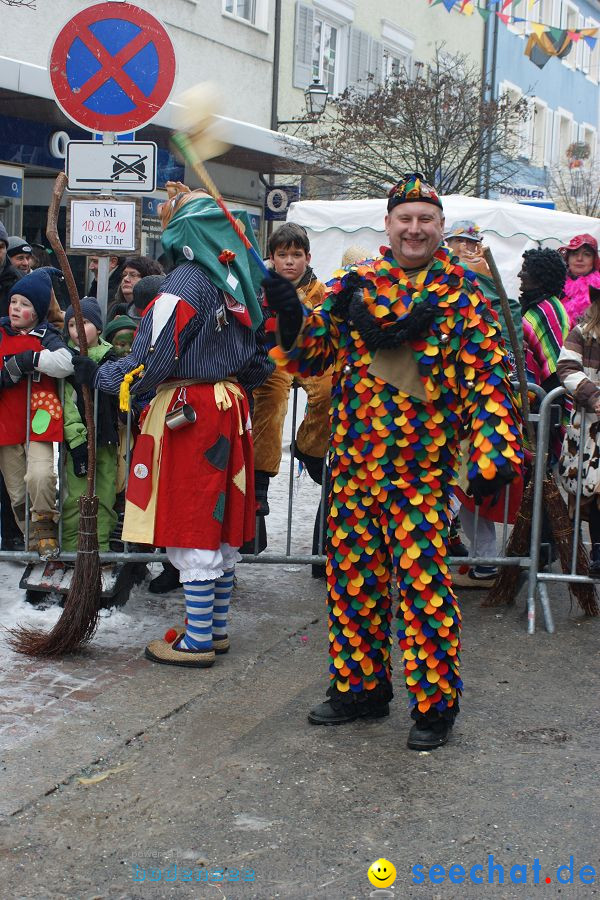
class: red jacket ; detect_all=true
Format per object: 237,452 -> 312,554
0,326 -> 63,445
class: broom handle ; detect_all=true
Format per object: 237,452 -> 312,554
172,133 -> 270,278
46,172 -> 97,497
483,246 -> 535,449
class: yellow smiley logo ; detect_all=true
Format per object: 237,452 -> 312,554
367,858 -> 397,888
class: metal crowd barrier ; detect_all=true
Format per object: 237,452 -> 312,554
0,380 -> 565,619
0,379 -> 167,566
527,385 -> 598,634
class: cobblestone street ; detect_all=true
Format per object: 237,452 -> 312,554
1,547 -> 599,898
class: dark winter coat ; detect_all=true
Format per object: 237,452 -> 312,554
0,259 -> 23,316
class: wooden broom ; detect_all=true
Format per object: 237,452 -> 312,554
480,246 -> 535,607
7,172 -> 103,655
170,83 -> 270,278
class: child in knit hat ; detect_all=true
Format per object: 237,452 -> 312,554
0,268 -> 74,558
62,297 -> 120,551
102,315 -> 137,358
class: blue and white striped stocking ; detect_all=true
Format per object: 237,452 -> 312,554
180,580 -> 214,651
213,568 -> 234,638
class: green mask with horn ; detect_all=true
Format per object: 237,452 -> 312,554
161,196 -> 264,331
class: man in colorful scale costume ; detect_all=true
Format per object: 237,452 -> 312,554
264,174 -> 523,750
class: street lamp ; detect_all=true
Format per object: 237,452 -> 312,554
304,79 -> 328,118
277,79 -> 329,127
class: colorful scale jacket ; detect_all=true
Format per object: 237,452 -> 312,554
269,246 -> 523,493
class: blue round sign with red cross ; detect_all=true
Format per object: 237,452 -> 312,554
49,2 -> 176,134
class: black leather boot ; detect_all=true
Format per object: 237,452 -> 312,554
308,697 -> 389,725
448,516 -> 469,558
0,475 -> 23,550
589,544 -> 600,577
294,446 -> 326,485
254,470 -> 271,516
311,500 -> 326,579
407,706 -> 458,750
148,561 -> 180,594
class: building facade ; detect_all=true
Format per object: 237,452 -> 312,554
484,0 -> 600,208
0,0 -> 309,272
277,0 -> 485,122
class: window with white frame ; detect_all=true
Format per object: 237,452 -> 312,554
381,19 -> 415,81
576,13 -> 586,71
500,82 -> 528,158
556,108 -> 575,164
313,16 -> 338,93
587,17 -> 600,83
508,5 -> 526,36
346,28 -> 383,96
580,122 -> 597,160
561,1 -> 579,67
527,0 -> 554,33
223,0 -> 267,29
544,108 -> 555,166
384,49 -> 411,80
293,1 -> 354,94
531,99 -> 548,167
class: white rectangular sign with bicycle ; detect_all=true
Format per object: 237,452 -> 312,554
66,141 -> 157,193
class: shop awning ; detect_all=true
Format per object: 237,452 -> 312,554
0,55 -> 330,175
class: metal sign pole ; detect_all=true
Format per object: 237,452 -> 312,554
96,255 -> 110,325
95,132 -> 115,326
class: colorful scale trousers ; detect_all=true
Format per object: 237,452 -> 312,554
326,479 -> 462,717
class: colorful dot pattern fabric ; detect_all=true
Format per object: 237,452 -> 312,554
270,246 -> 523,713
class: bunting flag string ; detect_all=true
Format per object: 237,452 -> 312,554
423,0 -> 598,66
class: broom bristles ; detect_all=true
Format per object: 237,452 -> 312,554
482,481 -> 534,607
6,496 -> 103,657
482,476 -> 600,616
542,478 -> 599,617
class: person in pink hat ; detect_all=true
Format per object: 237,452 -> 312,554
559,233 -> 600,327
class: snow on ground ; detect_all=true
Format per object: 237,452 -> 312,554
0,391 -> 325,663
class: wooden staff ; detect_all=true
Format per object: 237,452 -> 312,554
8,172 -> 103,656
483,246 -> 534,448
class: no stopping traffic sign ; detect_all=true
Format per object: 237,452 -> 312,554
49,2 -> 176,133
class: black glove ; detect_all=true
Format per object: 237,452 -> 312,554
70,443 -> 88,477
3,350 -> 36,383
71,353 -> 99,386
0,366 -> 22,388
468,463 -> 517,506
262,273 -> 303,350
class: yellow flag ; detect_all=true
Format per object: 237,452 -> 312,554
531,22 -> 546,37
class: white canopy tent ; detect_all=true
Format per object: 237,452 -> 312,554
287,195 -> 600,299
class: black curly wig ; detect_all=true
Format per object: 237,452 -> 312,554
520,248 -> 567,303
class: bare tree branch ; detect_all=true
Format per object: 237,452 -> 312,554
288,47 -> 530,201
546,155 -> 600,218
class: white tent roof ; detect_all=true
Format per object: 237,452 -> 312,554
287,195 -> 600,299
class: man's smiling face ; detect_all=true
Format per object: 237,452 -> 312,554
385,201 -> 444,270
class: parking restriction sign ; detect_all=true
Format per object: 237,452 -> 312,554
49,3 -> 176,134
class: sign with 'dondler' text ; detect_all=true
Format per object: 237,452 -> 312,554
67,198 -> 140,254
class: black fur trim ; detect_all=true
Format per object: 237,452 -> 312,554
327,680 -> 394,707
410,701 -> 460,725
331,272 -> 438,350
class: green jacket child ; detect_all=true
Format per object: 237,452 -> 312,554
62,299 -> 119,551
